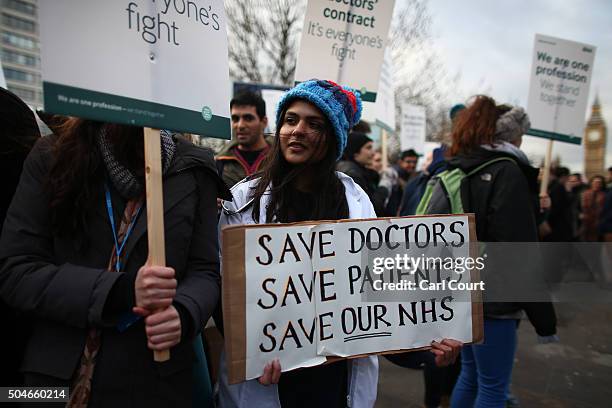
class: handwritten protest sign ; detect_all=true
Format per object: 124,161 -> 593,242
39,0 -> 231,138
222,214 -> 483,383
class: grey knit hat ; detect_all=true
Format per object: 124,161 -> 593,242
495,107 -> 530,143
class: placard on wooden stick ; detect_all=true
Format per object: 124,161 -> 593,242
294,0 -> 396,102
39,0 -> 232,363
524,34 -> 596,198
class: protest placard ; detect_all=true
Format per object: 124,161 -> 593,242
294,0 -> 395,102
39,0 -> 231,138
526,34 -> 596,144
400,104 -> 426,153
38,0 -> 232,362
361,47 -> 396,134
222,214 -> 483,383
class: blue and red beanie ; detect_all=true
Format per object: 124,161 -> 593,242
276,79 -> 362,159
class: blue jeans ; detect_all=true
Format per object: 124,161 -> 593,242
451,318 -> 518,408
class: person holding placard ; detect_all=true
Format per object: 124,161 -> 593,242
0,120 -> 229,407
218,79 -> 462,408
446,96 -> 558,408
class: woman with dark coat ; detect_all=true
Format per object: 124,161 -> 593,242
0,87 -> 41,387
0,118 -> 229,406
447,96 -> 558,408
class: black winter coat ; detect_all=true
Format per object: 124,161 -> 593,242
336,159 -> 387,216
0,135 -> 229,406
448,148 -> 556,337
543,179 -> 574,242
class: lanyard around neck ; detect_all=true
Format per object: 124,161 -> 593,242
104,183 -> 142,272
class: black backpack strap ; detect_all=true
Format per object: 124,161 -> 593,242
461,157 -> 517,214
466,157 -> 516,177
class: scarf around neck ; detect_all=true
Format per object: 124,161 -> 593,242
97,128 -> 177,199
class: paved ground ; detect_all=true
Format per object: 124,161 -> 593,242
376,283 -> 612,408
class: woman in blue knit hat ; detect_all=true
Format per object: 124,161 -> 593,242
218,80 -> 461,407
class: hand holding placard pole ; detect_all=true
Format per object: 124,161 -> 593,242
540,139 -> 554,197
144,127 -> 170,362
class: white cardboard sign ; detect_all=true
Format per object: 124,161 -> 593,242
222,214 -> 483,382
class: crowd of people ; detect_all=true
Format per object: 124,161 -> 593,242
337,104 -> 612,251
1,81 -> 610,408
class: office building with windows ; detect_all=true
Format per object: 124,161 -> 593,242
0,0 -> 41,108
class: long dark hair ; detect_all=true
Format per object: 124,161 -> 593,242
47,118 -> 144,237
450,95 -> 511,156
251,104 -> 349,223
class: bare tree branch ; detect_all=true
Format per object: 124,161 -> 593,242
388,0 -> 461,154
223,0 -> 460,156
225,0 -> 305,85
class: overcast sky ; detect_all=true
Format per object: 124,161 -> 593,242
427,0 -> 612,174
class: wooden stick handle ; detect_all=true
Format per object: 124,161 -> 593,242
540,139 -> 554,196
144,127 -> 170,362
